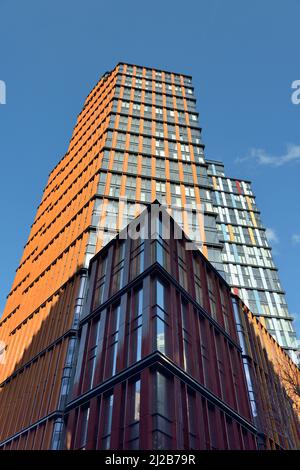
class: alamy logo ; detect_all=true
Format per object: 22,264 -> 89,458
93,199 -> 205,251
0,80 -> 6,105
291,80 -> 300,105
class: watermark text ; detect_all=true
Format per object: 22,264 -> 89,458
291,80 -> 300,105
0,341 -> 6,364
0,80 -> 6,105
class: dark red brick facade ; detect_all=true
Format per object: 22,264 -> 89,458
63,204 -> 257,449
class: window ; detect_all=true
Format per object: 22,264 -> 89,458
86,231 -> 97,257
199,317 -> 211,388
155,141 -> 165,157
130,118 -> 140,133
79,405 -> 90,450
109,173 -> 122,197
194,147 -> 204,163
106,130 -> 113,147
120,101 -> 130,112
97,172 -> 107,195
154,279 -> 168,355
106,304 -> 121,378
142,121 -> 152,136
230,347 -> 240,410
185,186 -> 195,197
125,175 -> 137,199
113,152 -> 125,172
182,164 -> 194,184
191,129 -> 201,144
91,198 -> 104,227
133,380 -> 141,421
143,136 -> 152,154
177,241 -> 188,290
86,319 -> 100,389
193,256 -> 203,306
156,158 -> 166,178
153,371 -> 173,449
127,379 -> 141,449
220,287 -> 230,333
86,311 -> 106,390
155,181 -> 166,203
215,333 -> 226,400
169,161 -> 178,180
181,149 -> 191,162
169,141 -> 178,159
155,123 -> 164,138
118,116 -> 128,131
105,201 -> 118,230
129,287 -> 143,364
101,394 -> 114,449
115,131 -> 126,150
181,300 -> 191,372
242,358 -> 258,419
152,216 -> 170,269
130,240 -> 145,280
140,178 -> 151,202
127,154 -> 138,174
207,272 -> 217,321
111,242 -> 125,294
187,391 -> 197,449
93,255 -> 107,310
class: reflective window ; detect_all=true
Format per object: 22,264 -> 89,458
101,394 -> 114,449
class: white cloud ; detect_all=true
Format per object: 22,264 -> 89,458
266,228 -> 279,244
292,234 -> 300,244
236,144 -> 300,167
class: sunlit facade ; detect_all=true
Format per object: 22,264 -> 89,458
0,63 -> 298,450
91,63 -> 223,273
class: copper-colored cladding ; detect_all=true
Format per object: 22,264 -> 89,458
0,66 -> 119,446
0,63 -> 214,448
1,62 -> 298,450
233,296 -> 300,449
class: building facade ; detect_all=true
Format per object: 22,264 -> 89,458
93,63 -> 223,271
60,205 -> 258,450
233,295 -> 300,449
0,62 -> 223,449
0,63 -> 119,448
58,206 -> 299,450
207,160 -> 298,360
0,63 -> 298,449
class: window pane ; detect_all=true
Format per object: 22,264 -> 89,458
80,406 -> 90,449
101,394 -> 114,450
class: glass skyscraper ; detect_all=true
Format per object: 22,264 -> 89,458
206,160 -> 298,360
91,62 -> 297,359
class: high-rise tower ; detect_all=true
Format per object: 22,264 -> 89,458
0,63 -> 298,449
0,62 -> 223,448
206,160 -> 298,360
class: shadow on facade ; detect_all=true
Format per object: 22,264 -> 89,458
0,268 -> 85,449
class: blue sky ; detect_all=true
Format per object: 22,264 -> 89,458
0,0 -> 299,336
